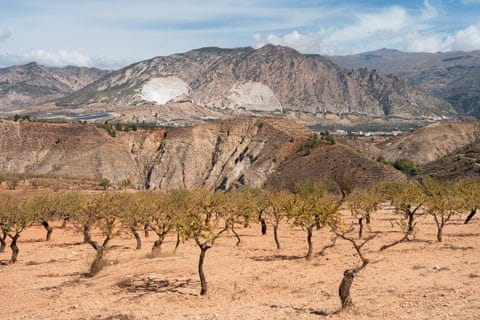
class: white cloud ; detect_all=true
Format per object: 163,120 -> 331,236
254,2 -> 480,55
451,25 -> 480,51
0,49 -> 136,69
0,27 -> 11,42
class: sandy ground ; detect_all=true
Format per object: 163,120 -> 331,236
1,209 -> 479,320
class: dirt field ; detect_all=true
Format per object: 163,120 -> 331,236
1,209 -> 479,320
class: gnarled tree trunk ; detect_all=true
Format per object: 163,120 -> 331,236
358,217 -> 364,239
85,236 -> 110,277
144,223 -> 150,238
273,223 -> 280,250
198,243 -> 210,295
305,225 -> 314,260
465,208 -> 476,224
0,230 -> 7,252
83,224 -> 91,244
259,212 -> 267,235
41,221 -> 53,241
339,269 -> 355,309
131,227 -> 141,250
231,224 -> 241,246
9,233 -> 20,264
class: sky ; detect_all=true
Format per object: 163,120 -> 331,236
0,0 -> 479,69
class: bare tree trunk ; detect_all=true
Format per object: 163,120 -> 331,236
131,227 -> 141,250
83,224 -> 91,244
85,236 -> 110,277
434,214 -> 450,242
259,212 -> 267,235
41,221 -> 53,241
465,208 -> 476,224
318,235 -> 337,256
407,211 -> 415,235
151,238 -> 163,257
380,233 -> 409,251
306,225 -> 313,260
9,233 -> 20,264
61,217 -> 69,228
339,269 -> 355,309
174,230 -> 181,253
231,224 -> 241,246
0,230 -> 6,252
198,243 -> 210,295
358,217 -> 364,239
88,247 -> 105,277
437,227 -> 443,242
365,212 -> 371,225
315,214 -> 321,230
273,223 -> 280,250
144,223 -> 150,238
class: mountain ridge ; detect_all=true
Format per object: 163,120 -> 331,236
51,45 -> 454,125
330,48 -> 480,118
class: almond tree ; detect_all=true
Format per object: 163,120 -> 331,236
333,224 -> 376,309
149,189 -> 184,256
0,195 -> 32,263
422,178 -> 464,242
458,178 -> 480,224
235,187 -> 268,237
72,192 -> 121,276
264,188 -> 293,249
181,188 -> 228,295
30,191 -> 60,241
221,188 -> 258,246
120,192 -> 151,250
288,182 -> 341,260
347,187 -> 381,238
378,181 -> 426,250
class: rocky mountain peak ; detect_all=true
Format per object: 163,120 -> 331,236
1,46 -> 456,124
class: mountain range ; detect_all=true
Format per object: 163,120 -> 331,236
0,45 -> 458,125
330,49 -> 480,118
0,62 -> 107,113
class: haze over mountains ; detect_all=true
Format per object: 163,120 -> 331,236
330,49 -> 480,119
0,62 -> 107,112
0,45 -> 462,125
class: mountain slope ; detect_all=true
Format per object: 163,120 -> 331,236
0,63 -> 108,112
378,121 -> 479,165
330,49 -> 480,118
0,117 -> 310,190
56,45 -> 454,123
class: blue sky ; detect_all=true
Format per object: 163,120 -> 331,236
0,0 -> 479,68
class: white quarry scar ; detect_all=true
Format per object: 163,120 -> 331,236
227,81 -> 282,112
141,77 -> 189,105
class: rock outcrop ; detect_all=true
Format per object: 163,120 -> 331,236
55,45 -> 454,124
0,117 -> 310,190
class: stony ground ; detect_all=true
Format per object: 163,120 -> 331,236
1,209 -> 479,320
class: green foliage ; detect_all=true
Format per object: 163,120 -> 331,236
99,178 -> 111,190
14,114 -> 31,122
392,158 -> 421,176
118,178 -> 132,190
376,156 -> 390,165
307,133 -> 320,148
289,181 -> 340,229
320,131 -> 336,145
95,123 -> 116,137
